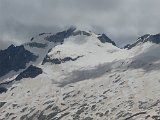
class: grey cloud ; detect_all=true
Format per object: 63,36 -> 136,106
0,40 -> 13,50
0,0 -> 160,49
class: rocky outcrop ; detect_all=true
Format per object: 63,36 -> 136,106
15,65 -> 42,81
0,45 -> 38,77
98,34 -> 116,46
42,55 -> 83,65
124,33 -> 160,49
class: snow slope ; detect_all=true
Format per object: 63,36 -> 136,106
0,28 -> 160,120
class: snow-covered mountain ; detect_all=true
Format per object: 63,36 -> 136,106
0,27 -> 160,120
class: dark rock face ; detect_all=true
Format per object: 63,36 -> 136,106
25,42 -> 47,48
148,34 -> 160,44
45,27 -> 92,44
0,45 -> 38,77
0,80 -> 14,94
43,27 -> 116,48
45,27 -> 76,43
0,87 -> 7,94
31,37 -> 34,41
0,80 -> 13,86
42,56 -> 83,65
15,65 -> 42,81
124,34 -> 150,49
97,34 -> 116,46
124,33 -> 160,49
0,102 -> 6,108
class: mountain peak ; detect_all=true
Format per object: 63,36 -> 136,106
137,34 -> 150,41
29,27 -> 116,47
124,33 -> 160,49
1,28 -> 160,120
97,34 -> 116,46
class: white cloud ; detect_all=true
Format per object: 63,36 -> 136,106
0,0 -> 160,49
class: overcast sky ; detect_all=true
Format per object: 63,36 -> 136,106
0,0 -> 160,49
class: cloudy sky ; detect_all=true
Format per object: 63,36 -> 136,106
0,0 -> 160,49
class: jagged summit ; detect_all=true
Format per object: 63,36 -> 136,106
28,27 -> 116,46
97,33 -> 116,46
0,44 -> 37,78
1,28 -> 160,120
124,33 -> 160,49
0,27 -> 118,80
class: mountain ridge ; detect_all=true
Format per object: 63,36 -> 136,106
0,27 -> 160,120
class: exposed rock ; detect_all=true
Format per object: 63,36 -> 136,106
43,55 -> 83,64
124,33 -> 160,49
0,87 -> 7,94
15,65 -> 42,81
0,45 -> 38,77
25,42 -> 47,48
0,102 -> 6,108
45,27 -> 76,43
97,34 -> 116,46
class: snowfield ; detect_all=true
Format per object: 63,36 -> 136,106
0,28 -> 160,120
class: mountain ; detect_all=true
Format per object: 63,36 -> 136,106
124,33 -> 160,49
0,28 -> 160,120
0,45 -> 38,81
